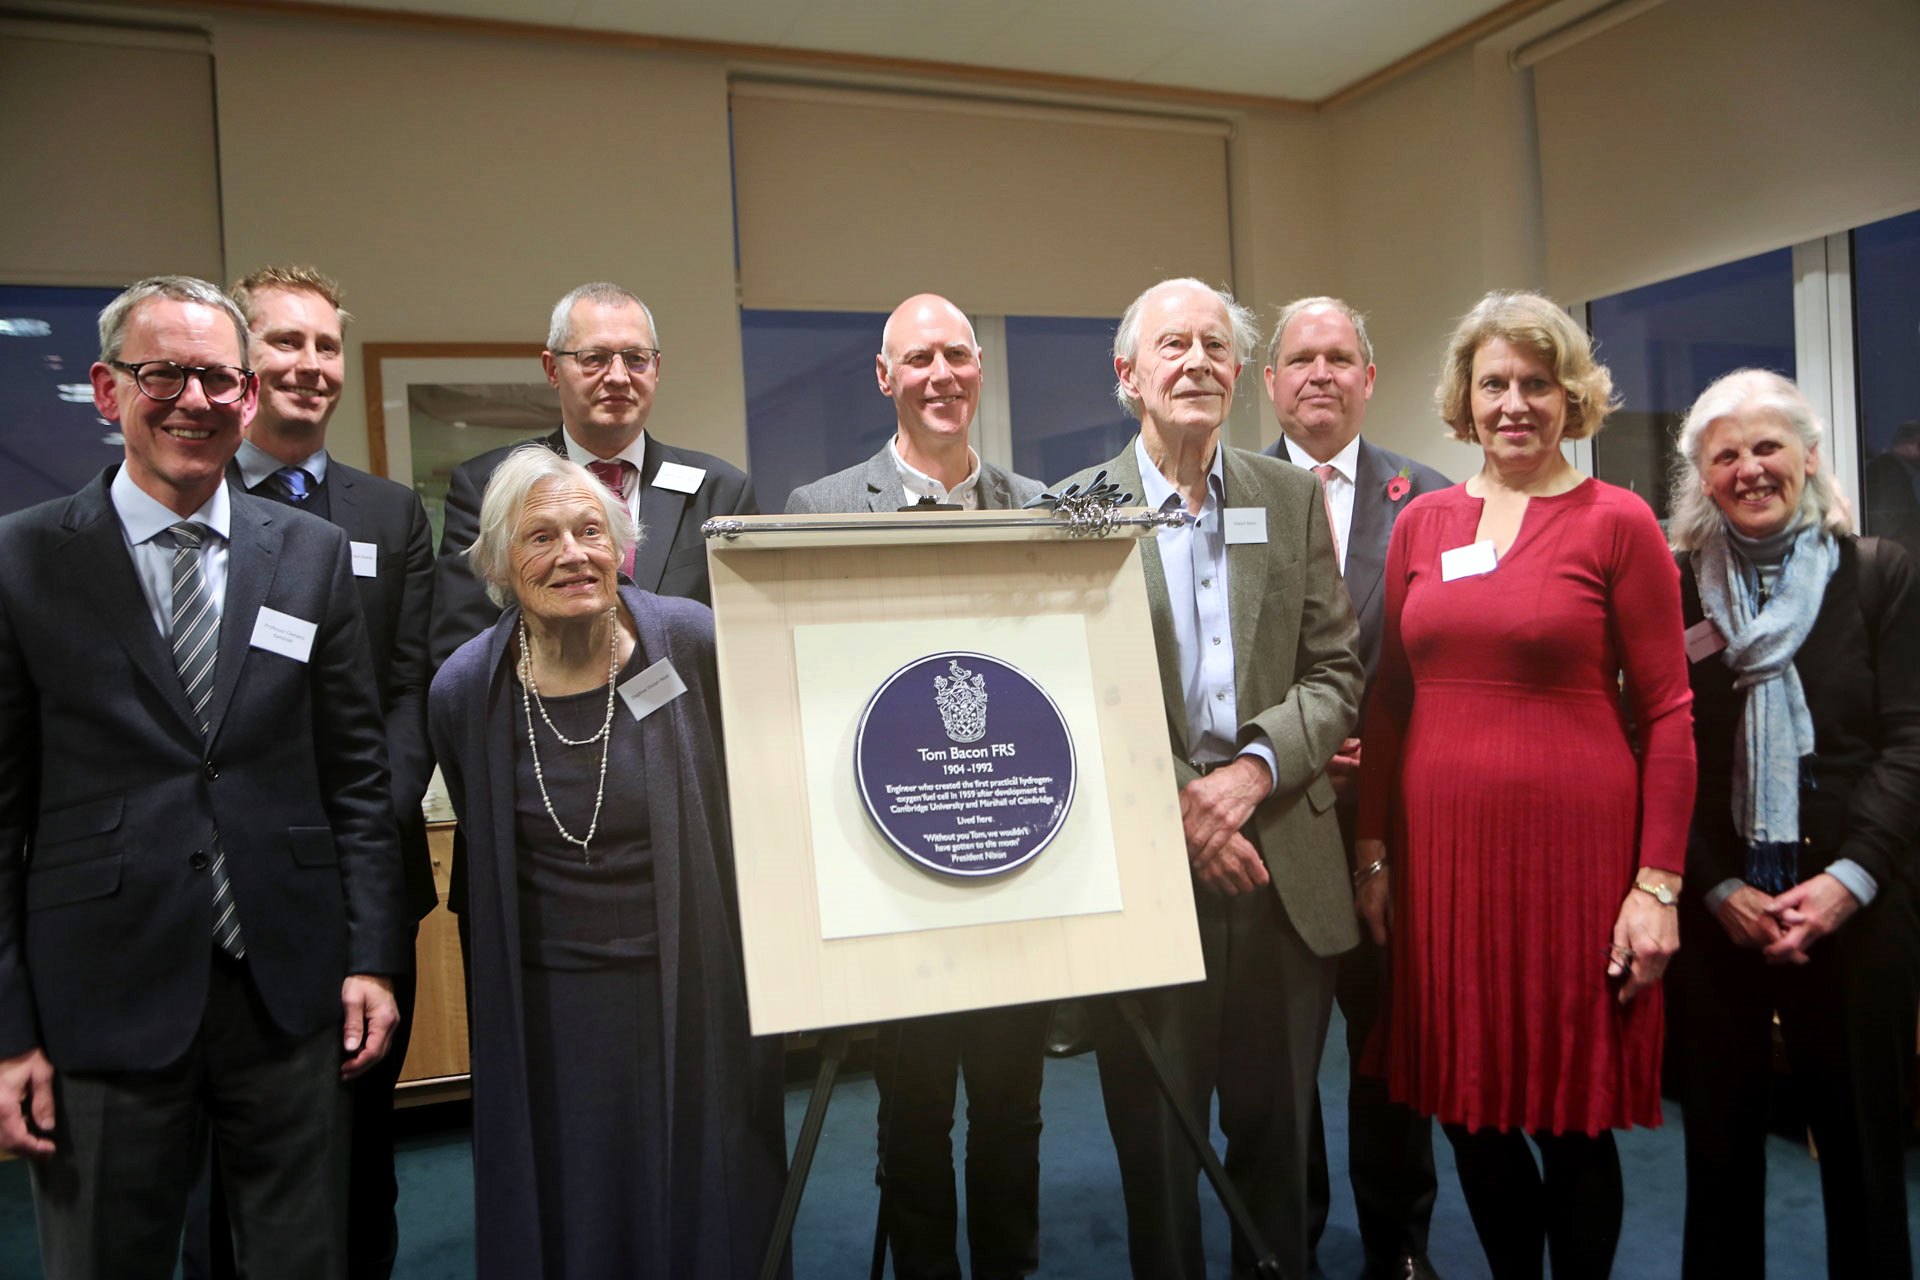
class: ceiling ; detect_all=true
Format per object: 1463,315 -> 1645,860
259,0 -> 1542,106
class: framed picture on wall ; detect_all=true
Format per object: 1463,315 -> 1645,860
362,342 -> 552,550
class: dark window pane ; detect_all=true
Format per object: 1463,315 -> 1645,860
741,309 -> 891,512
1853,208 -> 1920,554
0,285 -> 127,517
1588,250 -> 1795,519
1005,316 -> 1134,488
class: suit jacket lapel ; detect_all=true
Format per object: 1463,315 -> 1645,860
207,496 -> 280,743
1107,446 -> 1190,759
62,477 -> 202,731
329,464 -> 367,538
864,447 -> 897,512
1222,448 -> 1269,697
1345,440 -> 1393,624
631,437 -> 686,594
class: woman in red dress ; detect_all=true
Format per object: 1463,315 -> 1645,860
1354,291 -> 1695,1279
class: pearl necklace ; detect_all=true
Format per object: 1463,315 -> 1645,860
517,609 -> 619,860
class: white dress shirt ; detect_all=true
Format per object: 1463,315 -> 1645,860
562,428 -> 648,527
891,437 -> 982,510
111,467 -> 231,639
1279,432 -> 1361,575
233,437 -> 329,492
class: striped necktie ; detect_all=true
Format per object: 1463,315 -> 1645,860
167,522 -> 245,960
274,466 -> 314,503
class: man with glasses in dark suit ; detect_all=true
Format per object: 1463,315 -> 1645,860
0,275 -> 409,1279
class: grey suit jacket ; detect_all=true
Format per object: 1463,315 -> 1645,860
785,443 -> 1045,514
1262,436 -> 1450,684
1058,442 -> 1364,957
0,471 -> 409,1071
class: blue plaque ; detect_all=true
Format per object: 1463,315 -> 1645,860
854,652 -> 1076,879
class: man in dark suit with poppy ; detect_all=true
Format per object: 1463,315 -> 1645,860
1262,296 -> 1450,1280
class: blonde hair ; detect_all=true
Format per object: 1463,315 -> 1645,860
229,265 -> 353,330
1434,291 -> 1617,443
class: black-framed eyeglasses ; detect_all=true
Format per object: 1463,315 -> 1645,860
109,360 -> 254,405
553,347 -> 661,376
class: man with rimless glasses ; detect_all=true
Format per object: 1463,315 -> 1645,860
0,275 -> 410,1277
428,281 -> 759,667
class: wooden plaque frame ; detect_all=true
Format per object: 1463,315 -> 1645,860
708,510 -> 1203,1036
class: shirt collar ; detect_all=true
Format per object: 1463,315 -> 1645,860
234,437 -> 329,490
111,465 -> 231,545
1279,431 -> 1361,482
1135,434 -> 1226,521
889,436 -> 981,505
562,427 -> 649,474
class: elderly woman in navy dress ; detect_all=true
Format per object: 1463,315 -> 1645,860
429,446 -> 786,1279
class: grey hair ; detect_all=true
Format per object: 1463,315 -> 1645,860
1666,368 -> 1852,551
1266,296 -> 1374,369
467,446 -> 640,607
546,282 -> 658,352
1112,277 -> 1259,415
99,275 -> 249,364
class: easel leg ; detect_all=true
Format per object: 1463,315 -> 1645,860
1115,994 -> 1284,1279
759,1028 -> 853,1280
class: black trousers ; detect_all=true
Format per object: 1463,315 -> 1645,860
1306,926 -> 1439,1276
185,962 -> 417,1280
32,954 -> 349,1280
1667,892 -> 1917,1279
874,1002 -> 1051,1280
1093,886 -> 1336,1280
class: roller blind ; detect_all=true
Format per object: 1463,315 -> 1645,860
0,22 -> 223,286
731,82 -> 1234,316
1531,0 -> 1920,302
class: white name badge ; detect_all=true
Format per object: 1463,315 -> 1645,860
618,657 -> 688,722
1440,539 -> 1498,582
1223,507 -> 1268,545
350,541 -> 378,578
1684,619 -> 1727,663
652,462 -> 705,495
250,606 -> 317,663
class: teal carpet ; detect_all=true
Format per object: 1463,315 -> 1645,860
2,1010 -> 1915,1276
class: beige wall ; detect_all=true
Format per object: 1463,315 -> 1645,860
211,13 -> 745,474
11,0 -> 1918,485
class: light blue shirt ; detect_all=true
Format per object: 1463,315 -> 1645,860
234,437 -> 328,491
1134,435 -> 1278,779
110,467 -> 231,640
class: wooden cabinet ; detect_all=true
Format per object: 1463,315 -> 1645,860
396,822 -> 470,1105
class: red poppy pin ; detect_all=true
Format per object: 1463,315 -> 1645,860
1386,466 -> 1412,502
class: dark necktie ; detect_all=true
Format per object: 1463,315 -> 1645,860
274,466 -> 314,504
167,522 -> 245,961
586,459 -> 638,579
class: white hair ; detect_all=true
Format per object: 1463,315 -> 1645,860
467,446 -> 640,606
1111,278 -> 1258,415
1666,368 -> 1852,550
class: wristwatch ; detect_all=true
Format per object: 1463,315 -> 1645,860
1633,878 -> 1678,907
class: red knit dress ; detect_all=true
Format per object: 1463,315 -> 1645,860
1356,479 -> 1694,1134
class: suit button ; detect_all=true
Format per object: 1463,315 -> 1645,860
190,852 -> 210,871
204,762 -> 219,780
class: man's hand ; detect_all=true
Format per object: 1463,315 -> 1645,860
1764,873 -> 1861,965
1608,872 -> 1681,1005
1180,756 -> 1272,865
1180,757 -> 1273,897
1712,884 -> 1784,950
0,1047 -> 56,1157
340,974 -> 400,1081
1326,737 -> 1363,799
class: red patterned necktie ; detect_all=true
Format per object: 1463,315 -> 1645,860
585,459 -> 637,579
1311,463 -> 1343,573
